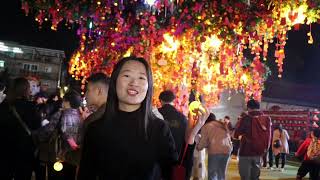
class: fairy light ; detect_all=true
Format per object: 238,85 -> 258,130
145,0 -> 156,6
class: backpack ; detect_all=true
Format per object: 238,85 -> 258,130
307,140 -> 320,160
249,114 -> 271,155
273,139 -> 282,148
273,130 -> 283,148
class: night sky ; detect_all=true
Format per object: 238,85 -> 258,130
1,0 -> 320,86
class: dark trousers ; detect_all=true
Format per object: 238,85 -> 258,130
231,139 -> 240,156
275,153 -> 286,168
238,156 -> 261,180
297,160 -> 320,180
34,160 -> 47,180
2,156 -> 36,180
262,147 -> 273,167
6,162 -> 34,180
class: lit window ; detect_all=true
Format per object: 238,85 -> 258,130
45,66 -> 52,73
0,60 -> 4,68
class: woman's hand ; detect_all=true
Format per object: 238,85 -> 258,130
186,106 -> 210,144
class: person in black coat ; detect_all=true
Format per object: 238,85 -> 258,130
78,57 -> 209,180
0,77 -> 41,180
158,90 -> 187,156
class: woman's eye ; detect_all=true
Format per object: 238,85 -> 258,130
139,77 -> 146,80
123,74 -> 129,77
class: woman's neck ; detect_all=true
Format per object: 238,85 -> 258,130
118,103 -> 141,112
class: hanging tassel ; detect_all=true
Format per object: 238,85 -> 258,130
307,24 -> 313,44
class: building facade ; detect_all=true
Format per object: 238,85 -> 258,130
0,40 -> 65,93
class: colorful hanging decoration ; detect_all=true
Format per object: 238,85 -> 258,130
21,0 -> 320,109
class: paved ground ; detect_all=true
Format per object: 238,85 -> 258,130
226,159 -> 308,180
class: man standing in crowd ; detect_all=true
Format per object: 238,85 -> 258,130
234,99 -> 272,180
224,115 -> 233,131
158,90 -> 187,154
81,73 -> 110,138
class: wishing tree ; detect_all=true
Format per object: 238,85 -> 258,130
21,0 -> 320,112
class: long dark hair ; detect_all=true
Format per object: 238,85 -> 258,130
104,56 -> 154,138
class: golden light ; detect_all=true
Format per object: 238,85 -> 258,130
123,47 -> 133,57
160,33 -> 180,53
283,4 -> 307,25
201,35 -> 222,52
240,74 -> 248,84
53,161 -> 63,171
203,84 -> 212,94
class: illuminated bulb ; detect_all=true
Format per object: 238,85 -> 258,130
53,161 -> 63,171
240,74 -> 248,84
97,1 -> 101,5
111,42 -> 116,47
114,2 -> 118,6
44,18 -> 48,21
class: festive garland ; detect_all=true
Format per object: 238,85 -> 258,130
21,0 -> 320,109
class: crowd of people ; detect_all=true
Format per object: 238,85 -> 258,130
0,56 -> 319,180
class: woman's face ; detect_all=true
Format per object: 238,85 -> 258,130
116,60 -> 148,112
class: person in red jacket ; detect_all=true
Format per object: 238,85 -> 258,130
295,136 -> 312,160
296,128 -> 320,180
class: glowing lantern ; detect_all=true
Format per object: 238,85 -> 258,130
53,161 -> 63,171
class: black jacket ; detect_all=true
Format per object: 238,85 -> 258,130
78,109 -> 178,180
158,104 -> 187,154
0,98 -> 41,163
